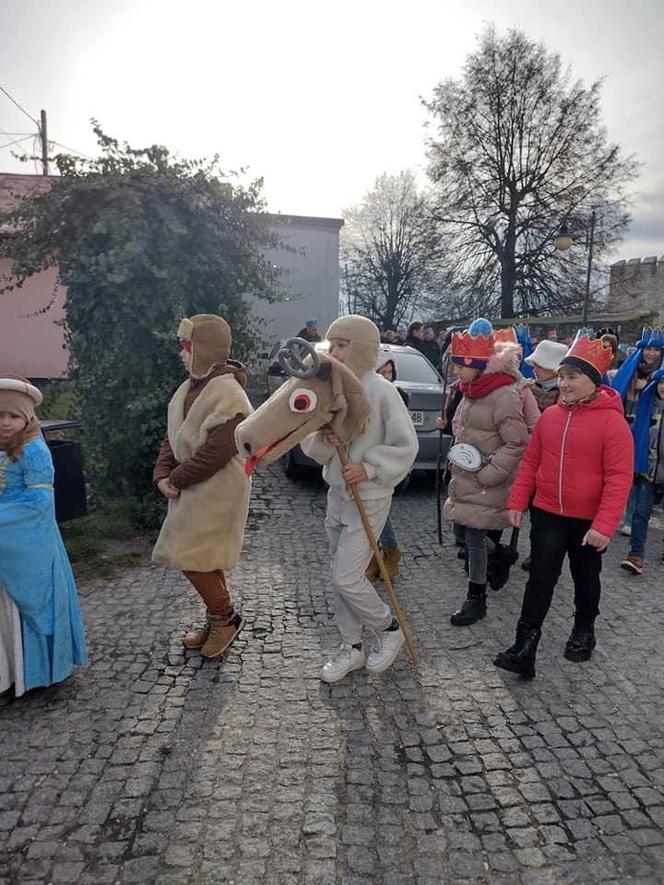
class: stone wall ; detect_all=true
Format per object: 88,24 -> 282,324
608,256 -> 664,321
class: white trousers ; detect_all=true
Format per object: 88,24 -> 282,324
325,488 -> 393,645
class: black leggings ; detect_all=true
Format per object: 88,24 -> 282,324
521,507 -> 602,631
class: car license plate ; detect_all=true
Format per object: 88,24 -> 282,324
410,411 -> 424,426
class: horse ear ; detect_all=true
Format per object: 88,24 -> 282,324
316,362 -> 332,381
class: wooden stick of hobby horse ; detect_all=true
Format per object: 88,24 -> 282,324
334,441 -> 418,666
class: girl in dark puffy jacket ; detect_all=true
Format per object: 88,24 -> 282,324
495,333 -> 633,679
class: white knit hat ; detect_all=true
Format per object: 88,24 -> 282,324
524,340 -> 569,371
326,315 -> 380,379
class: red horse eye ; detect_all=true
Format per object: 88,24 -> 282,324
289,387 -> 318,413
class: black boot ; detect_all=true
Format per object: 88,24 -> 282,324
494,620 -> 541,679
450,582 -> 486,626
564,625 -> 596,662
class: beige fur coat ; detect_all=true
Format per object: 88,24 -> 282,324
151,375 -> 253,572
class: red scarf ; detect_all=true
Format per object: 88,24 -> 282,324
460,372 -> 514,399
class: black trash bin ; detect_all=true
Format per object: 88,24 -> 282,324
42,421 -> 87,522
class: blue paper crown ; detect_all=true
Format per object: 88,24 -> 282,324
637,327 -> 664,349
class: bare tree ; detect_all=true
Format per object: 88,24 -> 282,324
424,26 -> 638,318
341,171 -> 451,329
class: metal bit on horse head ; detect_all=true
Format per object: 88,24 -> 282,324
278,337 -> 320,379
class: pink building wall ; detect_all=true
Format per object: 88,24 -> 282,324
0,174 -> 342,381
0,260 -> 69,378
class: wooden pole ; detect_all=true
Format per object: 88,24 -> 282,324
40,109 -> 48,176
335,442 -> 418,666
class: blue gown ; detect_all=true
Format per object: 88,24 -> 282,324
0,437 -> 86,691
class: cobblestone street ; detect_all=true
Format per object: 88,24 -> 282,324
2,465 -> 664,884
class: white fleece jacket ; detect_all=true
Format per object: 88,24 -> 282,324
301,372 -> 418,500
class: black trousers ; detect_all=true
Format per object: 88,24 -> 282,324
521,507 -> 602,631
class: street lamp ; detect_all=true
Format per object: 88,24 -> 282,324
553,209 -> 597,325
553,224 -> 573,252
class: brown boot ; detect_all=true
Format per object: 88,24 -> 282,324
201,611 -> 246,659
365,552 -> 381,581
182,619 -> 210,650
382,547 -> 403,579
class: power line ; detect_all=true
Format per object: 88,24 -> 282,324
0,85 -> 39,126
51,140 -> 91,159
0,134 -> 34,150
0,127 -> 32,157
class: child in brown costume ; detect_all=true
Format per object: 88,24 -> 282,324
152,314 -> 253,658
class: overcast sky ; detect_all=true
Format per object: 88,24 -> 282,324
1,0 -> 662,262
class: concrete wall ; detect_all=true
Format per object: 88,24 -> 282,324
608,256 -> 664,322
249,214 -> 343,344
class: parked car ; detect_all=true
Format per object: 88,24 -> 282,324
282,343 -> 447,479
254,339 -> 287,396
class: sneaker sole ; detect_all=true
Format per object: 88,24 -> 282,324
201,618 -> 246,659
366,635 -> 405,674
320,656 -> 366,684
620,561 -> 643,575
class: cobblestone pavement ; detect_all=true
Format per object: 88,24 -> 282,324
2,465 -> 664,885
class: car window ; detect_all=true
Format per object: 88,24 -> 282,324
393,351 -> 441,384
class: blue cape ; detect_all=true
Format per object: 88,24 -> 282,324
632,367 -> 664,475
515,325 -> 535,379
611,328 -> 664,397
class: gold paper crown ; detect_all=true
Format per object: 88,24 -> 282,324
450,329 -> 495,362
493,327 -> 518,344
566,335 -> 613,376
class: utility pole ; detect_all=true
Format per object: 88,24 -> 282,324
40,109 -> 48,175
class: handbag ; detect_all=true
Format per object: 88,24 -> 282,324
447,442 -> 489,472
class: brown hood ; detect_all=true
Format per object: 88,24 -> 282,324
177,314 -> 232,380
190,360 -> 247,390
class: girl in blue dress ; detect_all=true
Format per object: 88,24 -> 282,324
0,375 -> 86,696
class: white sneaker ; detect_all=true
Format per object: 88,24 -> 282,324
319,644 -> 366,684
366,625 -> 405,674
620,524 -> 632,536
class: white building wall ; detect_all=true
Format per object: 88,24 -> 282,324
248,214 -> 343,343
